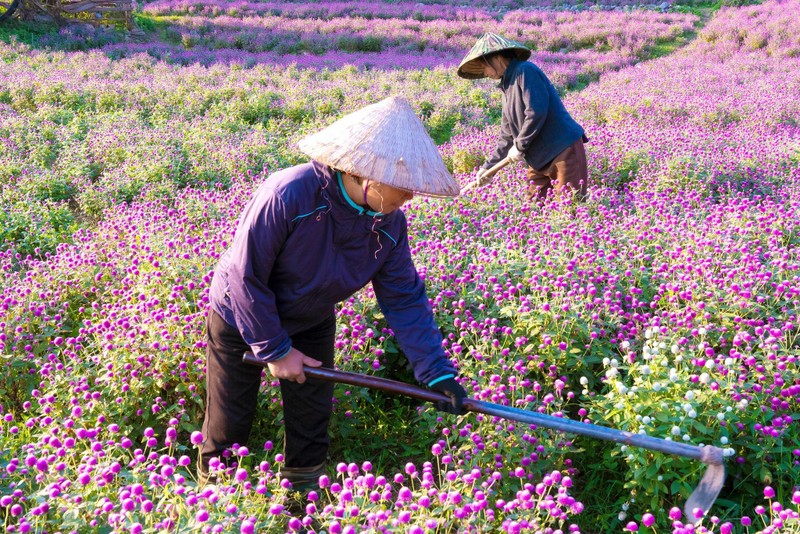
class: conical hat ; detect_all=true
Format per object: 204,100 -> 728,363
298,96 -> 459,198
299,96 -> 460,197
457,32 -> 531,80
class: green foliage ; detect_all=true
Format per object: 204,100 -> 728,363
426,109 -> 462,145
0,202 -> 77,257
447,148 -> 484,174
336,35 -> 384,53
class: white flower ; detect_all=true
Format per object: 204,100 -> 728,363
698,327 -> 707,335
688,409 -> 697,418
720,436 -> 728,445
616,383 -> 628,394
653,383 -> 663,392
610,359 -> 619,368
621,445 -> 628,452
621,503 -> 630,511
675,355 -> 683,362
615,402 -> 625,410
619,512 -> 628,521
642,416 -> 651,425
580,377 -> 589,386
621,341 -> 630,350
603,357 -> 610,366
704,360 -> 715,370
635,415 -> 643,422
606,368 -> 618,378
645,329 -> 653,339
640,365 -> 651,375
657,475 -> 663,481
683,434 -> 691,441
671,426 -> 681,435
671,344 -> 680,354
724,448 -> 735,457
699,373 -> 710,384
658,342 -> 666,349
717,413 -> 725,421
685,390 -> 696,401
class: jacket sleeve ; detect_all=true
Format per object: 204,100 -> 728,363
223,186 -> 293,362
371,223 -> 457,386
513,66 -> 550,153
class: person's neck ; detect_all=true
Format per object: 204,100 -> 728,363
341,172 -> 368,207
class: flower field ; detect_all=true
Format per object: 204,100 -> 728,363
0,0 -> 799,533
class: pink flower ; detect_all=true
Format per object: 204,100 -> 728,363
190,431 -> 203,445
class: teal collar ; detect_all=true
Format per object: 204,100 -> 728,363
336,171 -> 383,217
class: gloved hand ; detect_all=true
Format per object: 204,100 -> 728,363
430,377 -> 467,415
475,167 -> 493,186
507,144 -> 525,163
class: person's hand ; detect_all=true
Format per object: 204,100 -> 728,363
507,144 -> 525,163
475,168 -> 493,186
267,347 -> 322,384
430,377 -> 467,415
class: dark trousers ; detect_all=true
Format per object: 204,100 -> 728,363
199,310 -> 336,474
526,137 -> 588,202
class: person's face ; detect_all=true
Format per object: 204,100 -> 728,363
482,55 -> 506,80
365,181 -> 414,214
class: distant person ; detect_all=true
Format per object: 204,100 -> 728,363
199,96 -> 467,491
458,32 -> 589,203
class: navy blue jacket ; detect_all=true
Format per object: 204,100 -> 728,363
209,161 -> 456,386
483,59 -> 585,171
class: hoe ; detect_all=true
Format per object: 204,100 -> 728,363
243,353 -> 725,523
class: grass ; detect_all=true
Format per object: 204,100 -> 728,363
0,19 -> 59,46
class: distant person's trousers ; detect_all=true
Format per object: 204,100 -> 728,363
527,137 -> 588,202
199,310 -> 335,476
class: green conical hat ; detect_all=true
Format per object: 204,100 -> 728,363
457,32 -> 531,80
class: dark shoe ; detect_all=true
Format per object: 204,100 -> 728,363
280,463 -> 325,493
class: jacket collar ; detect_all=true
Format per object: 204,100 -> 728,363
334,170 -> 384,217
499,58 -> 522,90
312,161 -> 391,224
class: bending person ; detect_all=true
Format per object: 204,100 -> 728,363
458,32 -> 589,203
199,96 -> 467,490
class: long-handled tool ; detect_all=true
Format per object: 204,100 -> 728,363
243,353 -> 725,522
460,156 -> 511,194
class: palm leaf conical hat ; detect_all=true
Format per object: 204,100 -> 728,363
457,32 -> 531,80
298,96 -> 459,198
